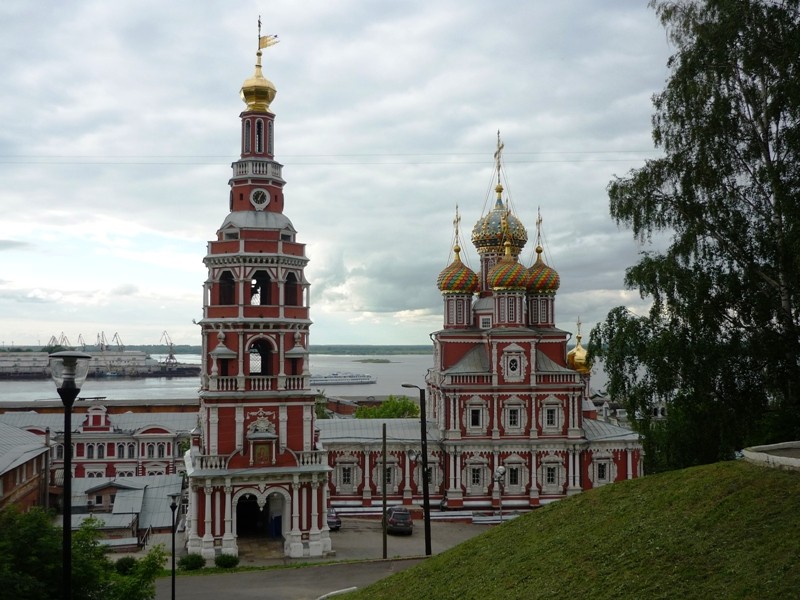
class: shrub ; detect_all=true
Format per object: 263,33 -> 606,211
178,553 -> 205,571
114,556 -> 138,575
214,554 -> 240,569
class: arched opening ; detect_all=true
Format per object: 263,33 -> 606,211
249,339 -> 273,376
219,271 -> 235,305
250,270 -> 272,305
285,272 -> 300,306
256,120 -> 264,153
235,493 -> 284,539
243,120 -> 251,154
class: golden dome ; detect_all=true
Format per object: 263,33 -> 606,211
567,322 -> 591,375
240,37 -> 278,112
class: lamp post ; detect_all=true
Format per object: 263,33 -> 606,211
49,351 -> 91,600
401,383 -> 432,556
169,492 -> 181,600
494,466 -> 506,523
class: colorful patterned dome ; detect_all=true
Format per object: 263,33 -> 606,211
488,242 -> 529,290
471,184 -> 528,255
437,244 -> 479,295
527,245 -> 560,294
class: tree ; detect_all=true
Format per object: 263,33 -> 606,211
355,395 -> 420,419
589,0 -> 800,471
0,507 -> 166,600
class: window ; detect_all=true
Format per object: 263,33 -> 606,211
470,408 -> 481,427
157,444 -> 165,458
244,120 -> 251,153
471,468 -> 481,486
250,270 -> 271,305
456,301 -> 464,323
509,467 -> 520,486
56,445 -> 64,460
546,466 -> 556,485
97,445 -> 104,459
342,467 -> 352,486
95,495 -> 103,505
117,443 -> 125,458
597,463 -> 608,481
147,444 -> 155,459
87,445 -> 94,459
508,299 -> 515,321
256,119 -> 264,153
111,494 -> 116,505
285,272 -> 299,306
384,467 -> 393,485
267,121 -> 274,154
509,408 -> 520,428
480,316 -> 491,329
127,443 -> 136,459
546,408 -> 556,427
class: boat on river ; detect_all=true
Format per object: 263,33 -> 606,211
309,372 -> 377,385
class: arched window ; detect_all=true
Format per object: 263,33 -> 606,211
219,271 -> 235,305
117,443 -> 125,458
56,444 -> 64,460
249,339 -> 273,376
157,443 -> 165,458
97,444 -> 105,459
267,121 -> 274,154
250,270 -> 271,305
285,272 -> 299,306
244,120 -> 251,153
127,443 -> 136,459
147,443 -> 155,459
87,444 -> 94,459
256,120 -> 264,153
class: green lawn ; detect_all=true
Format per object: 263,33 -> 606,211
341,461 -> 800,599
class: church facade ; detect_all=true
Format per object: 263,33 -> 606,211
184,32 -> 642,559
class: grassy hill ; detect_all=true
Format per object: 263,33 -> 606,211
342,461 -> 800,599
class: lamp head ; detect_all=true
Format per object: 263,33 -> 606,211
48,351 -> 92,390
495,466 -> 506,477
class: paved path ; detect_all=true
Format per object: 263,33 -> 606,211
154,518 -> 492,600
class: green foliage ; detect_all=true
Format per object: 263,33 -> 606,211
590,0 -> 800,471
339,461 -> 800,599
178,553 -> 206,571
214,554 -> 240,569
114,556 -> 138,575
355,395 -> 420,419
0,508 -> 166,600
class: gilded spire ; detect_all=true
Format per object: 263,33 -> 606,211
240,17 -> 279,111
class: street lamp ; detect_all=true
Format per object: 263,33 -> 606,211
401,383 -> 432,556
169,492 -> 181,600
49,350 -> 91,600
494,466 -> 506,523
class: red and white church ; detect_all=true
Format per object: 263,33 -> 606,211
184,33 -> 642,559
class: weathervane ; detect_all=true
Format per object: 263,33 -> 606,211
257,15 -> 279,50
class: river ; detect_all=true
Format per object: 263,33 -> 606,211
0,354 -> 432,403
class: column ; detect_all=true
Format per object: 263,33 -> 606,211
222,482 -> 237,555
321,476 -> 332,553
288,478 -> 304,557
187,483 -> 202,554
308,479 -> 323,557
201,481 -> 215,559
403,450 -> 413,501
362,449 -> 372,504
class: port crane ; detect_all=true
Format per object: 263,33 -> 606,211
160,331 -> 178,365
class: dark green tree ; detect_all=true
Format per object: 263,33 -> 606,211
589,0 -> 800,472
355,395 -> 420,419
0,507 -> 166,600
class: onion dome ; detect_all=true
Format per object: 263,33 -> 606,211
471,183 -> 528,256
527,244 -> 560,294
240,36 -> 278,112
567,325 -> 591,375
437,244 -> 479,294
488,241 -> 529,290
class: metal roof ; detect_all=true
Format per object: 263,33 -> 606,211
583,418 -> 640,443
317,418 -> 438,445
0,421 -> 49,475
0,411 -> 197,435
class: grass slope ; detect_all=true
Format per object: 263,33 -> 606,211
342,461 -> 800,600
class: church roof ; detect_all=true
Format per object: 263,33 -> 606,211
444,346 -> 490,374
0,411 -> 197,435
583,418 -> 640,443
317,418 -> 440,445
535,350 -> 574,373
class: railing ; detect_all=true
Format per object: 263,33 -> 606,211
139,525 -> 153,547
536,373 -> 579,384
233,160 -> 283,179
194,454 -> 229,470
297,451 -> 327,466
210,375 -> 308,392
449,374 -> 492,385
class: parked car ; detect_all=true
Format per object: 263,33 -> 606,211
385,506 -> 414,535
327,507 -> 342,531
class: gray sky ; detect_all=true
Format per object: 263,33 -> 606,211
0,0 -> 672,347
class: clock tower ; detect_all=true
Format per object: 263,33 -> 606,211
185,29 -> 330,559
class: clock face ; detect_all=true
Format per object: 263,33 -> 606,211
251,189 -> 268,209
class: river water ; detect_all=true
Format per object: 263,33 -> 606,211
0,354 -> 432,403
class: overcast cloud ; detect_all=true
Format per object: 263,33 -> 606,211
0,0 -> 672,347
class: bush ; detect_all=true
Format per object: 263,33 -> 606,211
214,554 -> 240,569
178,553 -> 205,571
114,556 -> 138,575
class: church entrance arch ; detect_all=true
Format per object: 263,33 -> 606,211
233,487 -> 289,540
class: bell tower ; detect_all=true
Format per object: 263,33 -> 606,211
186,26 -> 331,560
